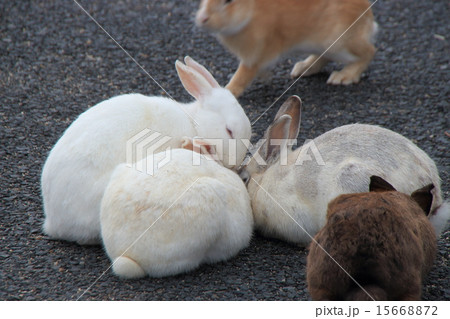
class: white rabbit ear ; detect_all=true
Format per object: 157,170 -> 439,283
184,56 -> 220,88
263,114 -> 292,162
274,95 -> 302,140
176,60 -> 213,102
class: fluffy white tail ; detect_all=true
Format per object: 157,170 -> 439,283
370,22 -> 379,44
429,201 -> 450,237
112,256 -> 146,279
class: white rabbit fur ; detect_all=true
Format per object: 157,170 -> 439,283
240,96 -> 449,245
100,145 -> 253,278
41,57 -> 251,245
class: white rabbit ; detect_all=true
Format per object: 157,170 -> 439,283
100,138 -> 253,278
239,96 -> 449,245
41,56 -> 252,245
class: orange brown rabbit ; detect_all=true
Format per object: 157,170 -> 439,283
196,0 -> 377,97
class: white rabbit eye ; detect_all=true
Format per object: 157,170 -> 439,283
226,127 -> 234,138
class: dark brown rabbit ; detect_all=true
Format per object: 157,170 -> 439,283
307,176 -> 437,301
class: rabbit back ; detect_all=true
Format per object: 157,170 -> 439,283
308,124 -> 441,205
289,124 -> 441,216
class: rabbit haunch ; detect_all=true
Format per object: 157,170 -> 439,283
100,144 -> 253,279
196,0 -> 377,96
307,176 -> 437,301
41,57 -> 251,245
240,96 -> 448,246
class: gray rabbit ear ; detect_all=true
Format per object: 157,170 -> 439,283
411,184 -> 435,216
262,114 -> 292,162
274,95 -> 302,140
369,176 -> 396,192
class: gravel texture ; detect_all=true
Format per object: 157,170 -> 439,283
0,0 -> 448,301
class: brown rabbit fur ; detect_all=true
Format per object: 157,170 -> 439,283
306,176 -> 437,301
196,0 -> 377,96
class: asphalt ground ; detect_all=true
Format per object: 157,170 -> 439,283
0,0 -> 448,300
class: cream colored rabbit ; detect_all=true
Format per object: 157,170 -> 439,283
41,57 -> 251,245
239,96 -> 449,245
196,0 -> 377,96
100,138 -> 253,278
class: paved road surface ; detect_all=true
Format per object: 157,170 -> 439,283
0,0 -> 448,300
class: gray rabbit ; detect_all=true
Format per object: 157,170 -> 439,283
239,96 -> 449,245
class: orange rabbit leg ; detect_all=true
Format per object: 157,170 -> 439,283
291,54 -> 330,78
226,62 -> 261,97
327,40 -> 376,85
